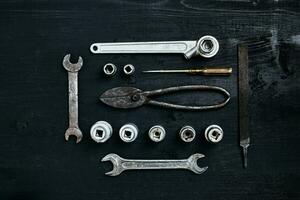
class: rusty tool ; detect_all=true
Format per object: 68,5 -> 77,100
63,54 -> 83,143
238,44 -> 250,168
100,85 -> 230,110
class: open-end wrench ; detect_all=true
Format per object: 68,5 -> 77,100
90,35 -> 219,59
101,153 -> 208,176
63,54 -> 83,143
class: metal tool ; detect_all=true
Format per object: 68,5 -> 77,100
123,64 -> 135,75
62,54 -> 83,143
90,121 -> 113,143
100,85 -> 230,110
90,35 -> 219,59
103,63 -> 117,76
179,126 -> 196,142
101,153 -> 208,176
204,125 -> 223,143
143,67 -> 232,76
238,44 -> 250,168
148,125 -> 166,142
119,123 -> 138,142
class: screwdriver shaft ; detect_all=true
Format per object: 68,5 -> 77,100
143,67 -> 232,75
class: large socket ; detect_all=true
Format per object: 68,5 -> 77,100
148,125 -> 166,142
90,121 -> 113,143
204,125 -> 223,143
119,123 -> 138,142
179,126 -> 196,142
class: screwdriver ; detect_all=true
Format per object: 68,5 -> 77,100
143,67 -> 232,75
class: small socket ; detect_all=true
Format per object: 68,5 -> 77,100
179,126 -> 196,142
148,125 -> 166,142
119,123 -> 138,142
90,121 -> 113,143
204,125 -> 223,143
123,64 -> 135,75
103,63 -> 117,76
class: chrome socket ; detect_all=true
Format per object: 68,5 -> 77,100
123,64 -> 135,75
204,125 -> 223,143
103,63 -> 117,76
119,123 -> 138,142
179,126 -> 196,142
197,35 -> 219,58
90,121 -> 113,143
148,125 -> 166,142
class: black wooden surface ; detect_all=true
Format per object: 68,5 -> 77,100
0,1 -> 299,199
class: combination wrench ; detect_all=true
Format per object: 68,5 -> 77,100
63,54 -> 83,143
101,153 -> 208,176
90,35 -> 219,59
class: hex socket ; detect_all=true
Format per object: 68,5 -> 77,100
179,126 -> 196,142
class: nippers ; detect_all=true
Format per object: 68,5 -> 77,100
100,85 -> 230,110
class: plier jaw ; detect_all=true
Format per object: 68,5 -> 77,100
99,87 -> 146,109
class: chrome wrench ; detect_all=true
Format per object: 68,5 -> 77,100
101,153 -> 208,176
63,54 -> 83,143
90,35 -> 219,59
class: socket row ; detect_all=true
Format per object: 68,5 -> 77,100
90,121 -> 223,143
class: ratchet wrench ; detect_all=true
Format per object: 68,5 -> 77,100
90,35 -> 219,59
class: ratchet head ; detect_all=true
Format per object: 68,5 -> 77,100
185,36 -> 219,59
65,127 -> 83,143
100,87 -> 146,109
101,153 -> 124,176
63,54 -> 83,72
187,153 -> 208,174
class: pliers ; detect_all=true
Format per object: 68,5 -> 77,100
100,85 -> 230,110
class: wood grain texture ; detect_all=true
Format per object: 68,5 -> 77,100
0,0 -> 299,199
